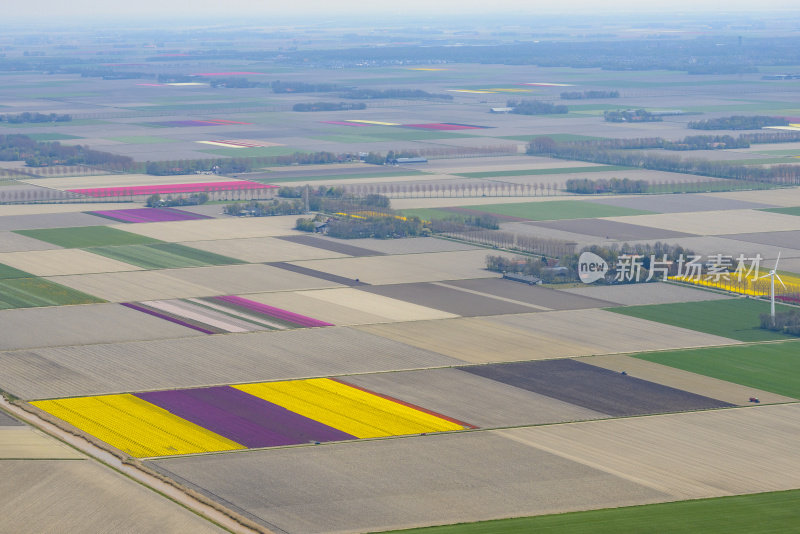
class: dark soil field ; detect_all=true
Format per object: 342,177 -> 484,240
357,281 -> 539,316
267,261 -> 370,285
276,234 -> 382,257
525,218 -> 697,240
462,359 -> 734,416
724,230 -> 800,250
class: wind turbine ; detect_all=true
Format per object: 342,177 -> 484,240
757,252 -> 786,325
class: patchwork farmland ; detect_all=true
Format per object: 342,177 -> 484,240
3,23 -> 800,534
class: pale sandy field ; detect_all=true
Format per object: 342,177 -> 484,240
0,202 -> 135,216
607,209 -> 800,236
705,187 -> 800,207
290,249 -> 513,285
358,309 -> 739,364
0,231 -> 62,252
181,236 -> 351,263
45,270 -> 218,302
47,263 -> 341,302
0,426 -> 83,459
500,403 -> 800,499
0,460 -> 224,533
113,216 -> 301,242
580,354 -> 797,405
246,287 -> 457,325
0,249 -> 142,276
163,263 -> 342,295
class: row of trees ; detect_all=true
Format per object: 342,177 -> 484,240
0,112 -> 71,123
527,136 -> 800,184
292,102 -> 366,112
224,199 -> 306,217
688,115 -> 790,130
566,178 -> 648,194
508,100 -> 568,115
603,109 -> 662,122
145,193 -> 208,207
761,310 -> 800,335
560,90 -> 619,100
270,81 -> 342,93
485,241 -> 697,285
0,134 -> 134,170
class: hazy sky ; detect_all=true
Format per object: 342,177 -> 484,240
6,0 -> 800,20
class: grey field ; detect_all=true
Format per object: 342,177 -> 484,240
150,431 -> 665,534
0,212 -> 108,231
443,278 -> 617,310
585,194 -> 778,214
0,327 -> 461,399
341,367 -> 608,428
0,303 -> 204,351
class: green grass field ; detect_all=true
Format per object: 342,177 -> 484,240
762,206 -> 800,216
635,341 -> 800,399
199,146 -> 301,158
387,490 -> 800,534
107,136 -> 179,144
459,200 -> 654,220
0,278 -> 104,309
454,166 -> 630,178
87,243 -> 244,270
0,264 -> 35,279
15,227 -> 163,248
262,170 -> 425,184
608,298 -> 794,342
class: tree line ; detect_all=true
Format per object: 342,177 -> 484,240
604,109 -> 662,122
292,102 -> 366,112
527,136 -> 800,184
508,100 -> 568,115
0,134 -> 134,170
688,115 -> 790,130
0,112 -> 71,123
560,90 -> 619,100
566,178 -> 648,194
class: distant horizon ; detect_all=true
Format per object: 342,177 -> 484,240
5,2 -> 800,25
